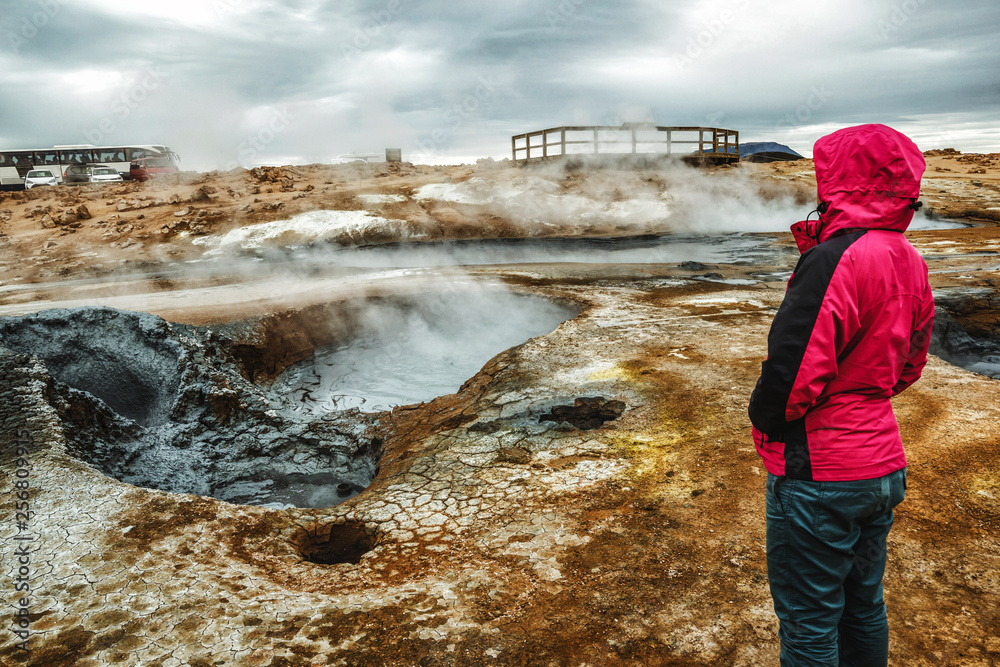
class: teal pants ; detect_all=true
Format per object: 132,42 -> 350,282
766,469 -> 907,666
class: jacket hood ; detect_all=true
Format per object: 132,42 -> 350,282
791,217 -> 823,253
809,124 -> 926,243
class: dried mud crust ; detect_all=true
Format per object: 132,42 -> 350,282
2,154 -> 1000,664
2,274 -> 1000,666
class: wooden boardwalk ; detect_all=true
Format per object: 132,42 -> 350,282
512,122 -> 739,165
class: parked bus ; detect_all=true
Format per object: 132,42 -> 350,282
0,144 -> 180,189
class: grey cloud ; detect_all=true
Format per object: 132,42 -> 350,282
1,0 -> 997,168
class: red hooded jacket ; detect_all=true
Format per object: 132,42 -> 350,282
748,124 -> 935,481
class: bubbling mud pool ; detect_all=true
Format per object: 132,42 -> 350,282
273,291 -> 579,413
0,289 -> 578,509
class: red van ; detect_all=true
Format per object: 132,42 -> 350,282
129,157 -> 178,181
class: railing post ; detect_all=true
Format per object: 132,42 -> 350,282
561,128 -> 566,157
593,128 -> 598,154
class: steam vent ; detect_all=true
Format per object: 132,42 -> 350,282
2,156 -> 1000,665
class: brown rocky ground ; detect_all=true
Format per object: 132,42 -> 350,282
1,153 -> 999,666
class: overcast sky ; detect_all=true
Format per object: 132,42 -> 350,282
1,0 -> 997,170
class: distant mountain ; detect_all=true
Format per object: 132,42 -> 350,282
739,142 -> 804,162
740,142 -> 803,156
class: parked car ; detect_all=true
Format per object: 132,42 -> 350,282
89,166 -> 123,184
62,163 -> 124,185
129,157 -> 178,181
24,169 -> 58,189
62,163 -> 92,184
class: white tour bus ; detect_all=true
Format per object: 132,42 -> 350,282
0,144 -> 180,188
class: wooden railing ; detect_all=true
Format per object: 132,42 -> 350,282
512,123 -> 739,164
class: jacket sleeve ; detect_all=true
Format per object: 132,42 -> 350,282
748,238 -> 861,439
891,286 -> 935,395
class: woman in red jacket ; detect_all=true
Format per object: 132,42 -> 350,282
748,124 -> 935,666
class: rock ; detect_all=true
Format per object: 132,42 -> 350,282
175,207 -> 191,217
250,166 -> 290,184
39,215 -> 55,229
76,204 -> 92,220
191,185 -> 216,201
680,261 -> 709,271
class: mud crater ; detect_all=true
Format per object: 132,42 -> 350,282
0,289 -> 578,509
0,307 -> 380,509
930,287 -> 1000,379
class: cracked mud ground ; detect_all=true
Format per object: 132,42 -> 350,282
2,159 -> 1000,666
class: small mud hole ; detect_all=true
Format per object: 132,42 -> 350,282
299,521 -> 375,565
540,396 -> 626,429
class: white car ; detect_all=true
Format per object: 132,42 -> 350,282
24,169 -> 58,189
89,166 -> 123,184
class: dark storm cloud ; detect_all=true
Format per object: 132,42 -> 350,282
1,0 -> 997,167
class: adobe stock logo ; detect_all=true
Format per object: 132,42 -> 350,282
673,0 -> 752,71
545,0 -> 586,31
5,0 -> 70,53
224,107 -> 295,170
413,75 -> 498,162
877,0 -> 928,39
776,86 -> 833,130
82,67 -> 168,145
341,0 -> 411,63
